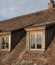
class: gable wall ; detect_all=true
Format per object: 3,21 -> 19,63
11,29 -> 26,50
45,24 -> 55,50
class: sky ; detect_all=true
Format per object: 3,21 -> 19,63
0,0 -> 50,20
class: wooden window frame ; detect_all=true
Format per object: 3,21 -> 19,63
1,35 -> 11,51
30,32 -> 44,51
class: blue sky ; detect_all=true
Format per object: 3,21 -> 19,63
0,0 -> 50,20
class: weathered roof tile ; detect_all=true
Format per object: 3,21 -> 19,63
0,8 -> 55,31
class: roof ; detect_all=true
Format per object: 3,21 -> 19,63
0,8 -> 55,31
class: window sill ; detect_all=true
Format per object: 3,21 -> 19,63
1,49 -> 10,51
28,49 -> 45,53
28,50 -> 45,54
30,49 -> 44,51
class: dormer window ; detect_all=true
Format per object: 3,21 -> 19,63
25,27 -> 45,53
0,32 -> 11,51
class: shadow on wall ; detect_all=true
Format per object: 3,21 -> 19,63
45,24 -> 55,50
11,29 -> 26,51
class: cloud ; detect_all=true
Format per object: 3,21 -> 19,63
0,0 -> 49,20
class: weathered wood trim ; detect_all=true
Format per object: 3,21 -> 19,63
29,31 -> 45,52
0,32 -> 11,36
0,32 -> 11,51
42,30 -> 45,51
1,35 -> 11,51
9,35 -> 11,51
26,32 -> 30,52
25,26 -> 45,32
25,26 -> 46,52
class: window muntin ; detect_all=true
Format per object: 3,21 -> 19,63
30,32 -> 42,50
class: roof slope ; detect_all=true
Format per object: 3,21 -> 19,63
2,37 -> 26,65
0,8 -> 55,31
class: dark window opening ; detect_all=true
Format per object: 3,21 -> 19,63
37,44 -> 41,49
31,44 -> 35,49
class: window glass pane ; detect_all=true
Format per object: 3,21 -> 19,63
6,37 -> 9,43
5,37 -> 9,49
2,38 -> 5,49
4,37 -> 9,43
37,44 -> 41,49
30,32 -> 42,50
37,33 -> 41,38
2,46 -> 5,49
30,34 -> 35,49
36,33 -> 42,49
2,38 -> 5,45
37,38 -> 41,44
2,36 -> 9,49
6,43 -> 9,49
